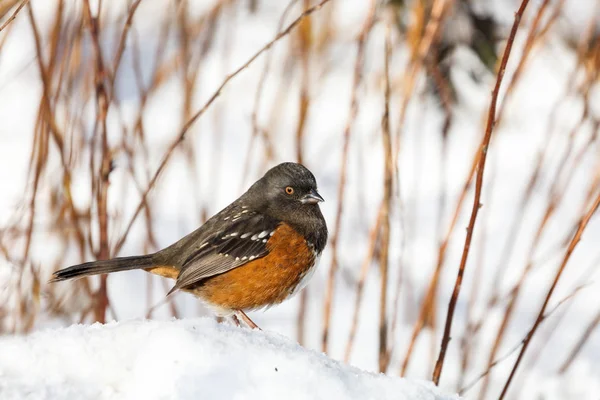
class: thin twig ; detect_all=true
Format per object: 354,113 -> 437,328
0,0 -> 29,33
109,0 -> 143,92
459,282 -> 591,395
321,0 -> 374,353
498,184 -> 600,399
83,0 -> 113,323
344,204 -> 383,362
495,0 -> 552,126
378,21 -> 393,373
478,81 -> 594,400
431,0 -> 531,385
559,307 -> 600,373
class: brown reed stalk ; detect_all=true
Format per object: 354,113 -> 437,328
83,0 -> 113,323
378,21 -> 393,373
39,2 -> 91,283
559,308 -> 600,373
431,0 -> 531,385
478,82 -> 594,399
456,158 -> 497,391
0,0 -> 28,33
400,148 -> 478,376
495,0 -> 552,125
483,24 -> 595,309
0,0 -> 20,19
459,282 -> 590,395
400,6 -> 496,368
426,46 -> 454,374
496,145 -> 600,394
109,0 -> 143,90
15,0 -> 68,328
513,284 -> 585,395
394,9 -> 448,346
321,0 -> 374,353
23,2 -> 58,264
344,203 -> 383,362
535,0 -> 566,39
498,187 -> 600,399
551,157 -> 600,376
395,0 -> 450,157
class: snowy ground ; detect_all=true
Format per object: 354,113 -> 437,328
0,318 -> 458,400
0,1 -> 599,399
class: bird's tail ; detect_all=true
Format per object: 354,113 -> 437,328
50,255 -> 155,282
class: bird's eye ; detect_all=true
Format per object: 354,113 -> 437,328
285,186 -> 294,195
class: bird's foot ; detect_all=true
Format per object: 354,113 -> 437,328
236,310 -> 262,330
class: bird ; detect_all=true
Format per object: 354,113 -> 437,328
50,162 -> 328,329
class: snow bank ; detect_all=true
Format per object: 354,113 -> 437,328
0,318 -> 458,400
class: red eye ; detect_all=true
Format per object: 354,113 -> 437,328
285,186 -> 294,195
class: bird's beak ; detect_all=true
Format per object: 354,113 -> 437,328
301,189 -> 324,204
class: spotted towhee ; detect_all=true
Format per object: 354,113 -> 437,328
51,162 -> 328,329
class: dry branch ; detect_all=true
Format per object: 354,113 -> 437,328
0,0 -> 28,33
559,308 -> 600,373
344,204 -> 383,362
499,185 -> 600,398
431,0 -> 531,385
378,21 -> 393,373
321,0 -> 375,354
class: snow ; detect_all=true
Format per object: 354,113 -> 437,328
0,318 -> 458,400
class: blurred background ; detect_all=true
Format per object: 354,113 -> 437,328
0,0 -> 599,398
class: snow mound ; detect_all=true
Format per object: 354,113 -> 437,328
0,319 -> 458,400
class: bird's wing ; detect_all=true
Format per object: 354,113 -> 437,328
169,211 -> 281,293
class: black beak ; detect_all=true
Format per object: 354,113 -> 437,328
301,189 -> 324,204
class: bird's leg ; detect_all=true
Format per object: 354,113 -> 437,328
236,310 -> 261,330
231,314 -> 242,327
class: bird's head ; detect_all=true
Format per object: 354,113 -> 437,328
247,162 -> 325,223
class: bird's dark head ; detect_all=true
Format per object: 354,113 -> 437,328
244,162 -> 327,246
253,162 -> 323,209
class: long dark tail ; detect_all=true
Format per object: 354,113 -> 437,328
50,255 -> 155,282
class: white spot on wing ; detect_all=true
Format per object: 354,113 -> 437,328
258,230 -> 269,238
251,233 -> 259,241
241,233 -> 251,239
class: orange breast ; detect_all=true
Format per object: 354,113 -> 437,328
193,223 -> 317,311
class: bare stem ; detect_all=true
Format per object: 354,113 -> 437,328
431,0 -> 531,385
321,0 -> 375,353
